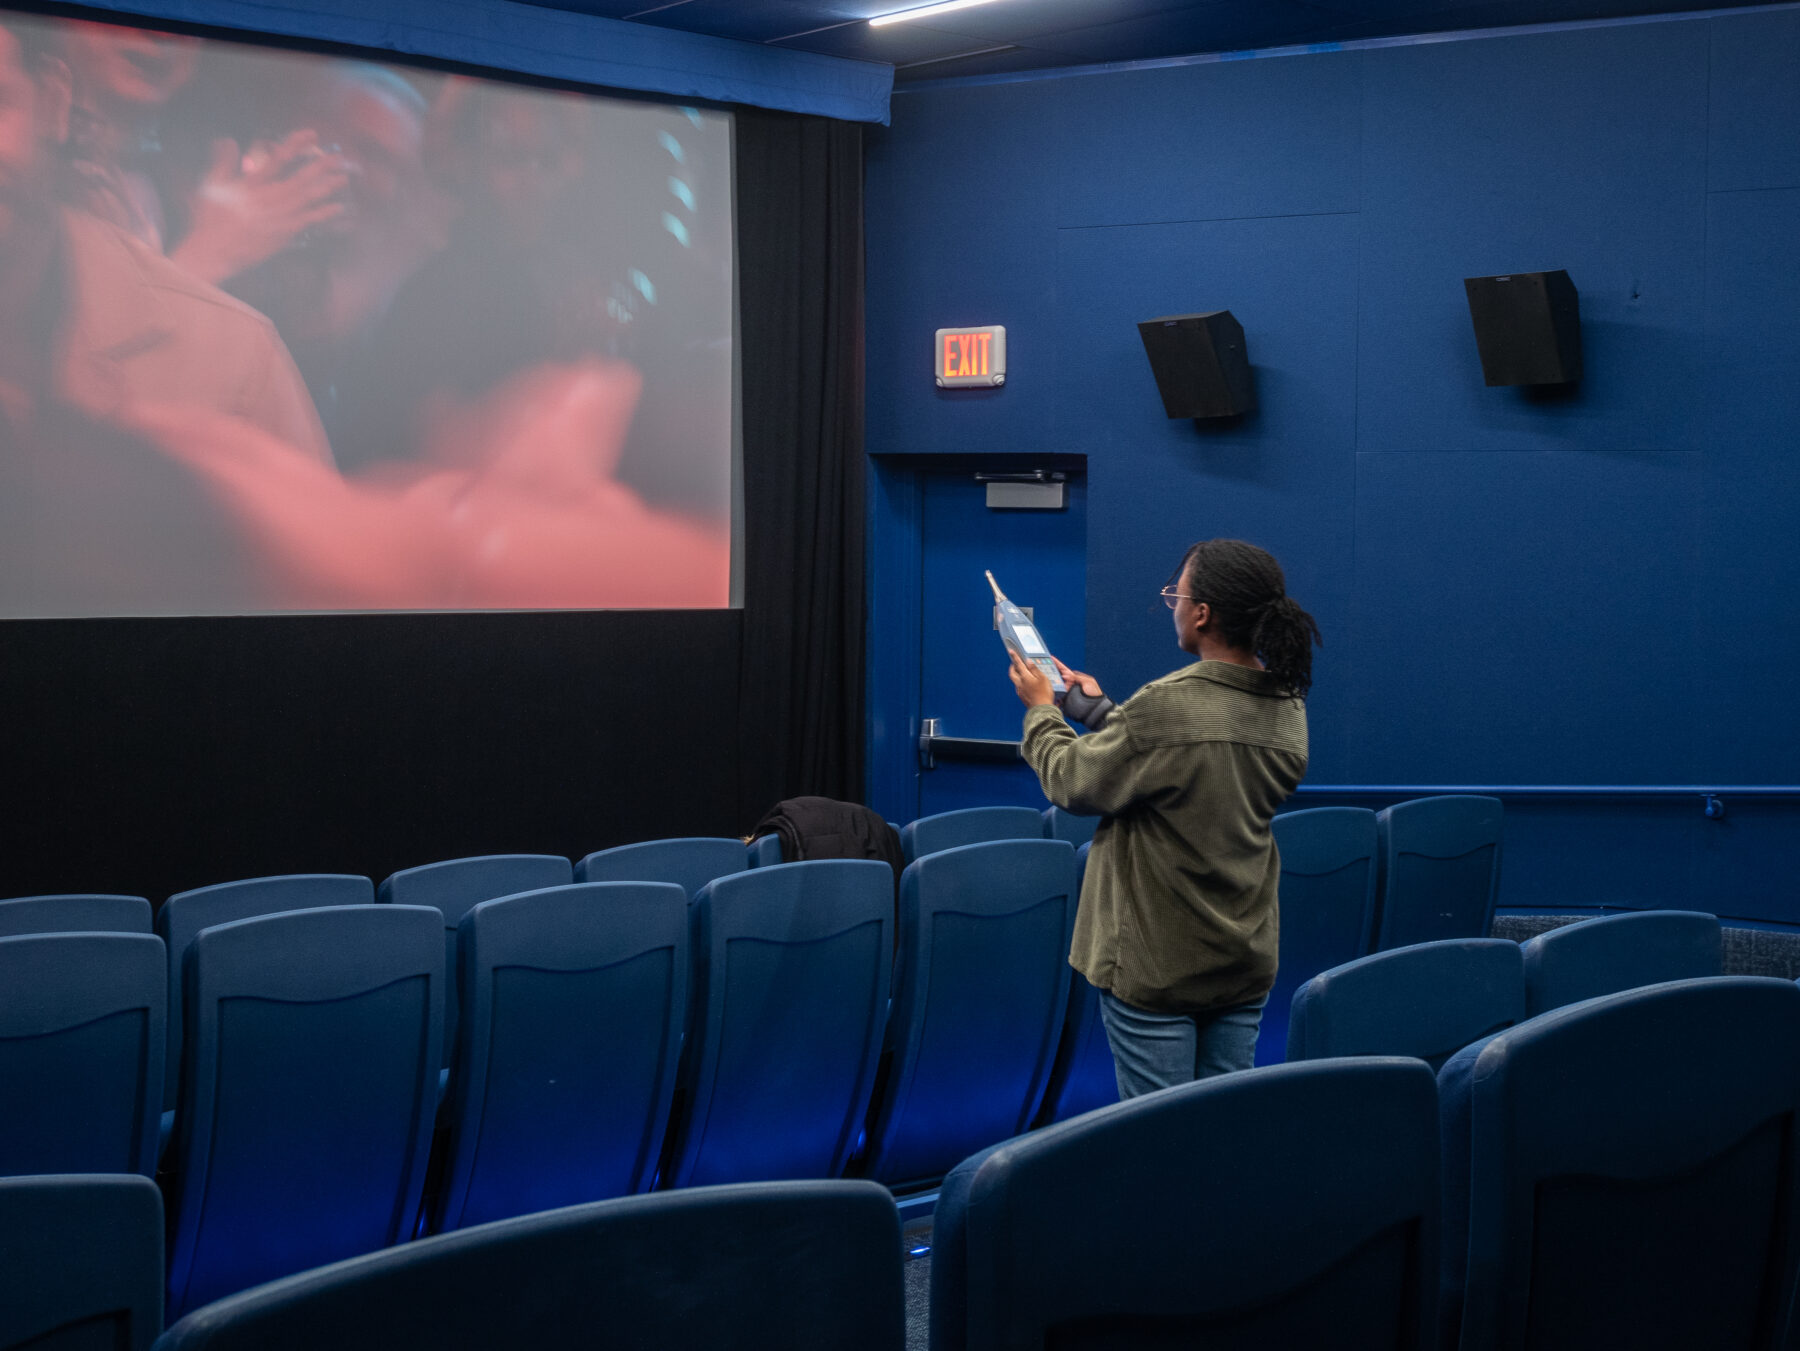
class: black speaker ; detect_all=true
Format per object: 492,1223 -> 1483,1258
1136,311 -> 1254,419
1463,270 -> 1582,386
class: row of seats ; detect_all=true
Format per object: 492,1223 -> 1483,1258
1286,909 -> 1723,1067
1,843 -> 1098,1317
1257,797 -> 1504,1062
11,975 -> 1798,1351
938,974 -> 1800,1351
0,805 -> 1094,1110
0,793 -> 1500,1095
2,891 -> 1719,1324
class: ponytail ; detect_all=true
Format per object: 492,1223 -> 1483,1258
1176,539 -> 1322,699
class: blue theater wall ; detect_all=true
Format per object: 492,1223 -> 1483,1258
864,9 -> 1800,924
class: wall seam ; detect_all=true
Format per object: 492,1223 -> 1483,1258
1057,209 -> 1361,233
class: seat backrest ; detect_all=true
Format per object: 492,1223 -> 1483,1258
1041,806 -> 1098,848
930,1058 -> 1439,1351
1288,938 -> 1524,1069
901,807 -> 1046,863
1373,795 -> 1503,951
0,1174 -> 163,1351
434,882 -> 688,1232
0,933 -> 165,1177
746,835 -> 783,866
156,874 -> 373,1107
164,905 -> 443,1320
1438,977 -> 1800,1351
574,838 -> 749,899
665,860 -> 893,1189
864,840 -> 1079,1186
1257,807 -> 1380,1065
1520,909 -> 1722,1017
1036,840 -> 1117,1125
0,894 -> 152,937
377,855 -> 573,1069
152,1181 -> 904,1351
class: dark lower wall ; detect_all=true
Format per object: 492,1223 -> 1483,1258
1,611 -> 744,903
865,9 -> 1800,922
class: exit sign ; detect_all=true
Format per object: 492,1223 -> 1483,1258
936,325 -> 1006,387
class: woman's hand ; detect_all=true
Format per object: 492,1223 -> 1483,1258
1053,656 -> 1103,700
1009,649 -> 1056,708
170,133 -> 352,286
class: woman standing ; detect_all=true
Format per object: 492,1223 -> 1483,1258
1007,538 -> 1320,1097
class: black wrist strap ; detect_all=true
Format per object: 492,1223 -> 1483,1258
1060,687 -> 1116,730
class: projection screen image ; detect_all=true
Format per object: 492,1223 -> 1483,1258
0,11 -> 736,616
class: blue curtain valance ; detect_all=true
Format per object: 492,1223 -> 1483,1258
72,0 -> 893,123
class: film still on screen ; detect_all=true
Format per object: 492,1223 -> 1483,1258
0,11 -> 735,616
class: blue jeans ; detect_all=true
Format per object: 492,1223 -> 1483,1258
1098,989 -> 1268,1099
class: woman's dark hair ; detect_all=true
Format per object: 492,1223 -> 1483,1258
1170,538 -> 1322,698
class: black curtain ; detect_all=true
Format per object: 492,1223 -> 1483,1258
733,110 -> 867,821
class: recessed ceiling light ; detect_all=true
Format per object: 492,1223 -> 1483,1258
870,0 -> 1009,27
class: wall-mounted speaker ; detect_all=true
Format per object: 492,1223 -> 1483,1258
1463,270 -> 1582,386
1136,311 -> 1254,419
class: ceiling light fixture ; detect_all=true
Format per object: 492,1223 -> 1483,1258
870,0 -> 1008,27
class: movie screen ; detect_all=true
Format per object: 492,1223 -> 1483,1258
0,11 -> 735,616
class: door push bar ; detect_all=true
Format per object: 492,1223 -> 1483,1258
917,718 -> 1024,771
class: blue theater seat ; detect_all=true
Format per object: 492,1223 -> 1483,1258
1035,840 -> 1118,1125
901,806 -> 1046,863
433,882 -> 688,1232
0,1174 -> 163,1351
157,875 -> 373,1109
1439,977 -> 1800,1351
0,893 -> 152,937
574,837 -> 749,899
1288,938 -> 1524,1070
664,860 -> 892,1188
0,933 -> 165,1177
1520,909 -> 1722,1017
1041,805 -> 1098,848
152,1181 -> 903,1351
163,906 -> 443,1320
931,1057 -> 1439,1351
1373,796 -> 1503,951
1256,807 -> 1380,1065
377,854 -> 572,1074
863,840 -> 1078,1187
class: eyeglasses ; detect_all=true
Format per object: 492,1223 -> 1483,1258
1159,587 -> 1200,609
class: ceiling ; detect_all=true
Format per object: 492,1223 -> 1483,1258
523,0 -> 1785,82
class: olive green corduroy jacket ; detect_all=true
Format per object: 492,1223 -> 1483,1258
1021,660 -> 1308,1014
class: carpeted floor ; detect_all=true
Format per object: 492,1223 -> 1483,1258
904,1253 -> 930,1350
1489,914 -> 1800,979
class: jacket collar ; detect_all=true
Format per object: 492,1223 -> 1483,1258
1175,659 -> 1289,696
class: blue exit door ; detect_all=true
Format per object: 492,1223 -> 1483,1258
904,469 -> 1087,820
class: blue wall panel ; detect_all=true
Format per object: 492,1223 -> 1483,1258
1350,449 -> 1701,783
1498,799 -> 1701,911
1046,53 -> 1362,228
1690,801 -> 1800,924
1707,10 -> 1800,192
865,81 -> 1074,458
1356,24 -> 1708,454
1699,187 -> 1800,785
1055,213 -> 1360,778
867,10 -> 1800,922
